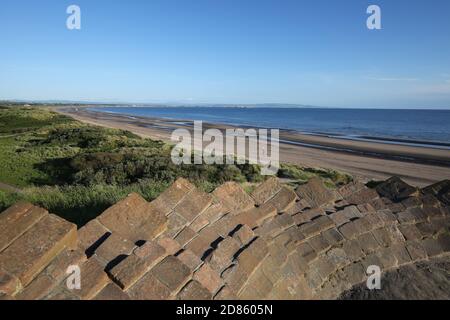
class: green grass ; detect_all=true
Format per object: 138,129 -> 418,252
0,181 -> 172,226
0,136 -> 58,187
20,179 -> 171,226
0,107 -> 72,134
0,106 -> 352,227
0,190 -> 22,211
0,108 -> 76,186
279,163 -> 352,188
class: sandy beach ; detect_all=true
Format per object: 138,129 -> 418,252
56,107 -> 450,187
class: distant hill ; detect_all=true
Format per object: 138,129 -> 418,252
0,100 -> 324,109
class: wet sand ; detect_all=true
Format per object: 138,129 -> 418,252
56,107 -> 450,187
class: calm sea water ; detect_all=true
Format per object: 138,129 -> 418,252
90,107 -> 450,146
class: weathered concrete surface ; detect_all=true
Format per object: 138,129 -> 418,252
340,257 -> 450,300
1,176 -> 449,300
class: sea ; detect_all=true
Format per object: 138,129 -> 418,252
89,107 -> 450,149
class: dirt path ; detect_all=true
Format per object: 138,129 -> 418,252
0,182 -> 22,194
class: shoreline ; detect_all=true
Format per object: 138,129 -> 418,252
86,106 -> 450,150
56,107 -> 450,187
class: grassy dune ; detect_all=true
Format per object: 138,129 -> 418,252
0,106 -> 351,226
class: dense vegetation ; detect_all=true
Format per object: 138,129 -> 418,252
0,106 -> 351,226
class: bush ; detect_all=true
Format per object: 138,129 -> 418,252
42,149 -> 264,188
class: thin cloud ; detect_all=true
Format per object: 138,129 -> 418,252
365,77 -> 419,82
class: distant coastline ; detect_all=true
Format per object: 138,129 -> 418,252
3,100 -> 450,110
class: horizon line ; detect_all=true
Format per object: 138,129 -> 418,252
1,99 -> 450,111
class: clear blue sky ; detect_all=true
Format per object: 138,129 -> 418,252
1,0 -> 450,108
